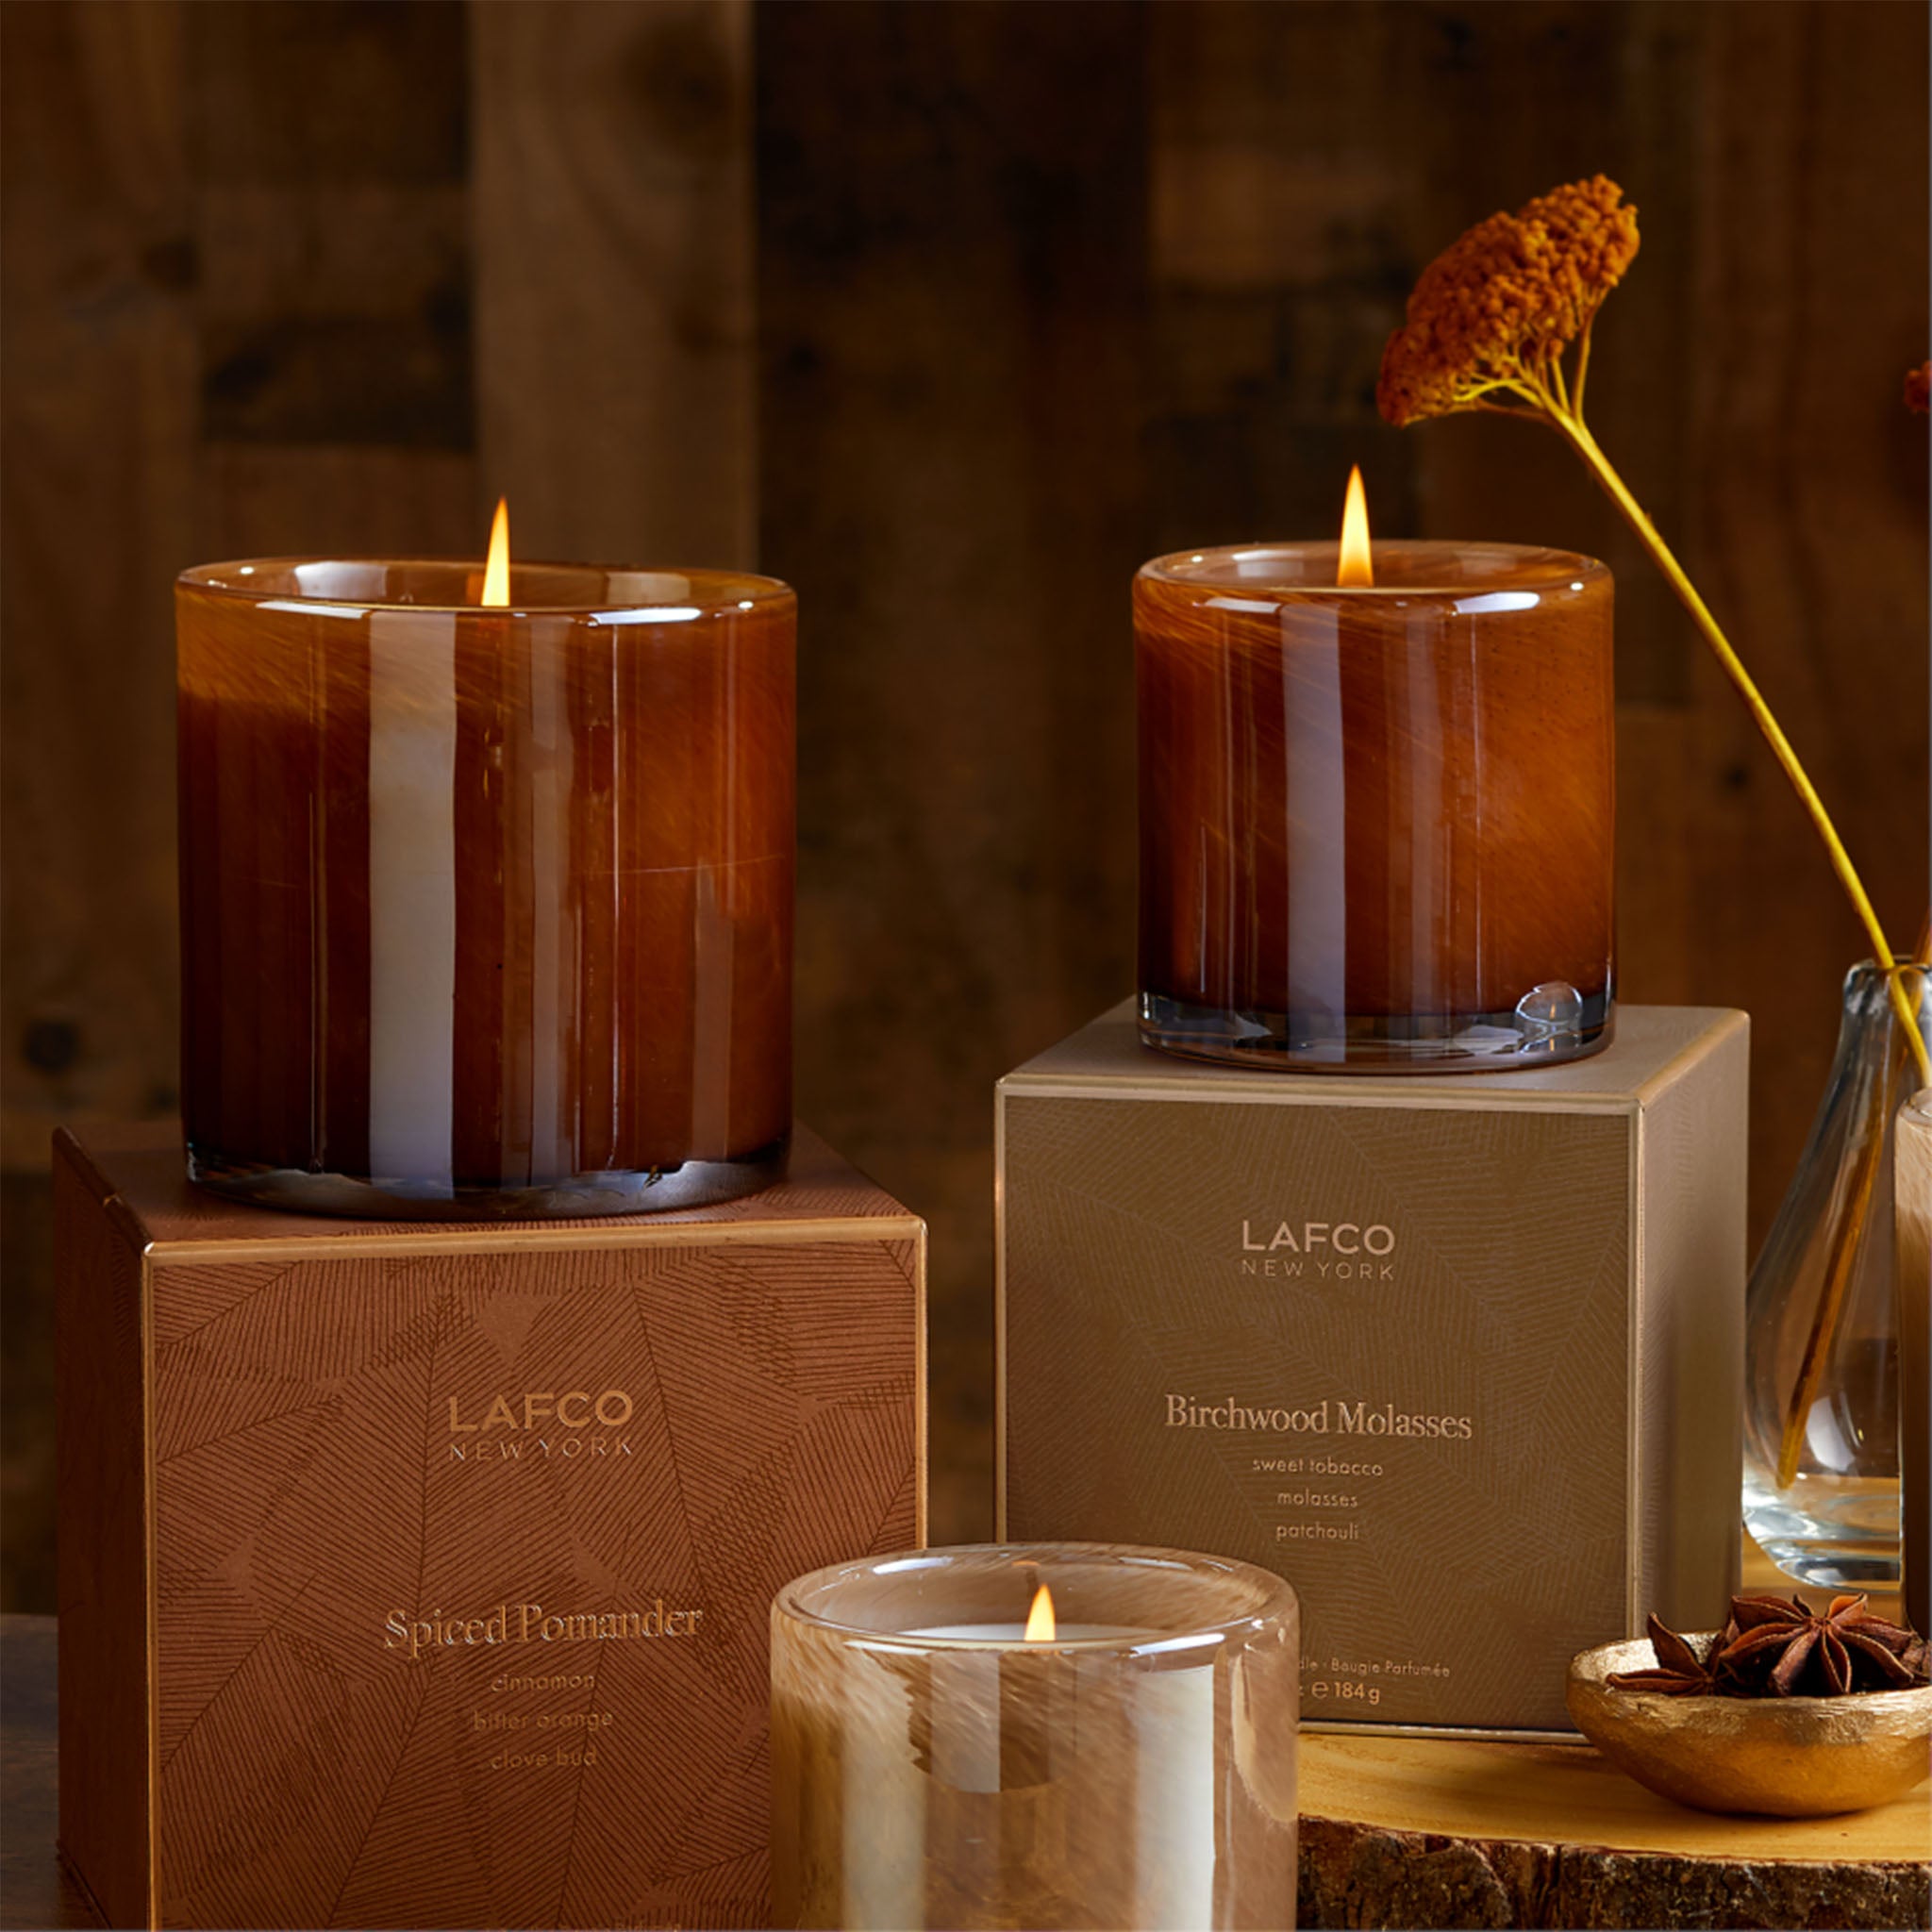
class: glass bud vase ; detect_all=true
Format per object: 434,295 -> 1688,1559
1894,1090 -> 1932,1639
1743,958 -> 1932,1588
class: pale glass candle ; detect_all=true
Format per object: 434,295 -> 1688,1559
770,1543 -> 1299,1931
1895,1091 -> 1932,1639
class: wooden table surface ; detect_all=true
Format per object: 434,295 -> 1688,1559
1296,1728 -> 1929,1928
1292,1545 -> 1929,1924
7,1603 -> 1927,1931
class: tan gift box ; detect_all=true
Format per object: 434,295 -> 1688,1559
55,1126 -> 924,1929
997,1004 -> 1747,1736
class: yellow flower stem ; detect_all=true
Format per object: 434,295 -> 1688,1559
1572,323 -> 1595,419
1531,390 -> 1929,1495
1545,407 -> 1931,1087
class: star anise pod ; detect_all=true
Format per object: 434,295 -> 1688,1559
1606,1613 -> 1716,1695
1713,1592 -> 1926,1698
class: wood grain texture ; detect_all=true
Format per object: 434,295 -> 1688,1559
1300,1731 -> 1930,1866
470,0 -> 756,567
757,0 -> 1151,1547
1298,1784 -> 1929,1930
1293,1543 -> 1927,1927
1681,0 -> 1930,1241
2,0 -> 193,1167
54,1136 -> 922,1930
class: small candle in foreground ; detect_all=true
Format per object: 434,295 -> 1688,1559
770,1543 -> 1299,1931
1137,474 -> 1615,1070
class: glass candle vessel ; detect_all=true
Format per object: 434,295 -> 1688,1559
176,558 -> 793,1217
1893,1087 -> 1931,1640
770,1542 -> 1299,1932
1742,960 -> 1932,1587
1137,541 -> 1614,1070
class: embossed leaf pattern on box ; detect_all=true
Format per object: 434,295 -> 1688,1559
149,1238 -> 920,1929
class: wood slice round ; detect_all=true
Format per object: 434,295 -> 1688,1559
1297,1731 -> 1930,1929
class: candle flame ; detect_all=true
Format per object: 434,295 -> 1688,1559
1024,1584 -> 1056,1642
482,497 -> 511,607
1338,465 -> 1374,588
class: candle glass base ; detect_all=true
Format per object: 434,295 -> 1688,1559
185,1132 -> 789,1221
1140,986 -> 1613,1073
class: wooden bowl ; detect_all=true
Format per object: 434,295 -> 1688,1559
1568,1636 -> 1932,1817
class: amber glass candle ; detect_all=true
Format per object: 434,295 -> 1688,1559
176,559 -> 793,1216
771,1543 -> 1299,1931
1138,541 -> 1614,1070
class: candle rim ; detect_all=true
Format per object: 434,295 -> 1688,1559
1140,538 -> 1607,599
851,1623 -> 1238,1657
177,556 -> 795,619
774,1540 -> 1298,1652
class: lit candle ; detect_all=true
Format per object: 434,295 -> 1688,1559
175,510 -> 795,1216
770,1543 -> 1299,1930
1137,471 -> 1615,1070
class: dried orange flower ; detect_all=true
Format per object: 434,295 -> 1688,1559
1378,175 -> 1640,426
1375,188 -> 1932,1475
1378,175 -> 1925,1095
1381,177 -> 1932,1484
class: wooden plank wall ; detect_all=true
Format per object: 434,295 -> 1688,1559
758,0 -> 1151,1543
3,0 -> 1925,1603
0,0 -> 755,1609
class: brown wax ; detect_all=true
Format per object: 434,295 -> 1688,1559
1137,541 -> 1614,1062
176,560 -> 793,1207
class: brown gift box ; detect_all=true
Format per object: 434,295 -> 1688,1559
998,1003 -> 1748,1737
55,1126 -> 924,1930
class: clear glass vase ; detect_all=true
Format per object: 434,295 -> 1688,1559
1743,958 -> 1932,1587
1893,1089 -> 1932,1638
